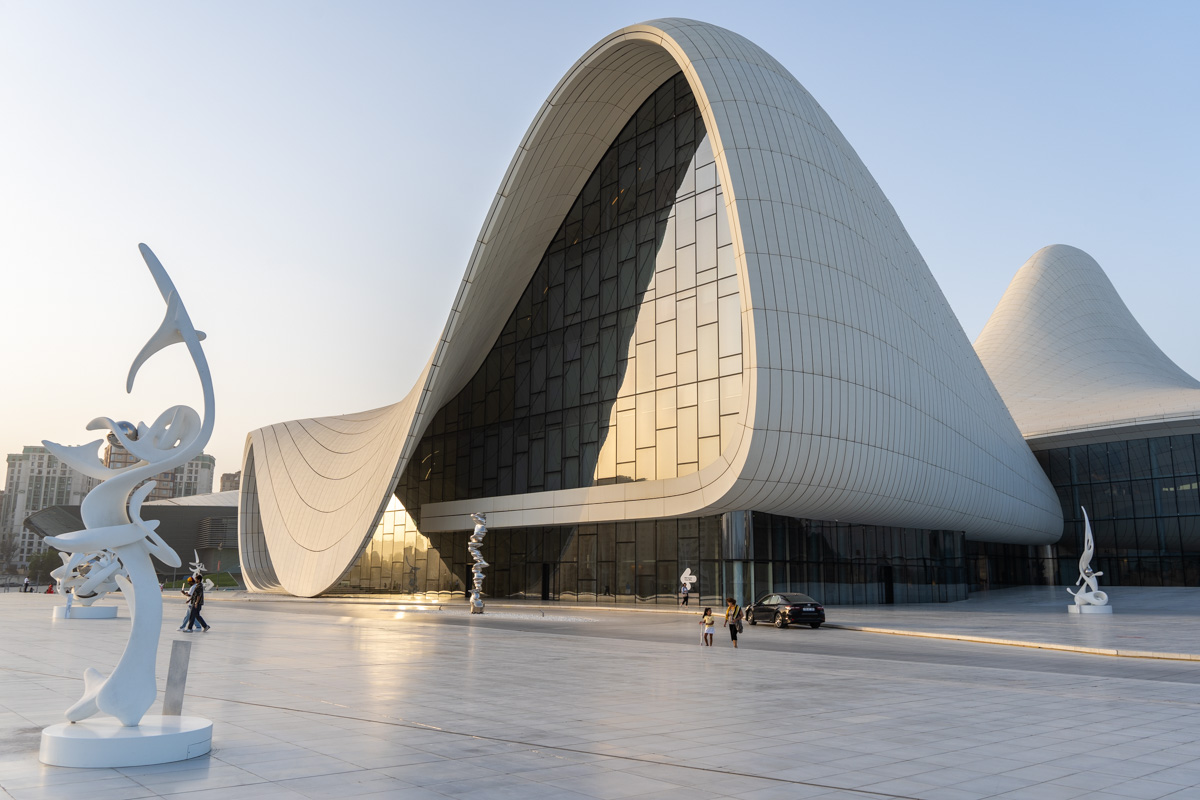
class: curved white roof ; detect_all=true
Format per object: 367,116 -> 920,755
975,244 -> 1200,444
240,19 -> 1062,596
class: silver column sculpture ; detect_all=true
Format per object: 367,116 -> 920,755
468,513 -> 487,613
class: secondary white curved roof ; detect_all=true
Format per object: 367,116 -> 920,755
241,18 -> 1062,597
975,244 -> 1200,444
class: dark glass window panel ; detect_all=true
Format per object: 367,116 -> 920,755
1177,478 -> 1200,515
1161,517 -> 1184,556
1179,516 -> 1200,552
1108,441 -> 1130,481
1156,479 -> 1178,516
1087,444 -> 1110,483
1132,480 -> 1156,517
1069,446 -> 1088,484
1150,437 -> 1173,477
1074,485 -> 1091,519
1173,435 -> 1198,475
1110,481 -> 1134,518
1126,438 -> 1151,479
1048,448 -> 1070,485
636,95 -> 655,135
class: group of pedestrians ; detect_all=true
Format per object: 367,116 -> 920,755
699,597 -> 743,647
178,575 -> 211,632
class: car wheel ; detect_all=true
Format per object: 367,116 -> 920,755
810,622 -> 821,629
774,613 -> 788,629
747,611 -> 757,626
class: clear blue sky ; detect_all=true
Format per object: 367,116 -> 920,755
1,1 -> 1197,480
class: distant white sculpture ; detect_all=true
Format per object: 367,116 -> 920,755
51,550 -> 125,618
38,244 -> 214,767
679,567 -> 698,590
1067,507 -> 1112,614
188,550 -> 216,592
468,513 -> 488,613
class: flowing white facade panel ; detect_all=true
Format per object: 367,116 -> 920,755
241,19 -> 1062,597
975,245 -> 1200,446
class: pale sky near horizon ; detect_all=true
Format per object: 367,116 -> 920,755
1,1 -> 1197,484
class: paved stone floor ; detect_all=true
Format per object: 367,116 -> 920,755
825,587 -> 1200,658
2,590 -> 1199,799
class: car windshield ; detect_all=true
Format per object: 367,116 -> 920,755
780,594 -> 816,604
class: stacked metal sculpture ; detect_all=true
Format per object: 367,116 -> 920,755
38,244 -> 214,767
468,512 -> 487,613
1067,508 -> 1112,613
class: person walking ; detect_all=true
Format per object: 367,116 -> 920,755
184,576 -> 210,632
699,607 -> 714,646
680,581 -> 690,606
178,577 -> 195,630
723,597 -> 743,648
23,577 -> 30,593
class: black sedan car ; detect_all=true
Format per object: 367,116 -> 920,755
745,593 -> 825,628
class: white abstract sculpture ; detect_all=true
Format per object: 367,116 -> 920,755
51,550 -> 125,618
188,550 -> 216,592
1067,507 -> 1112,614
679,567 -> 698,591
38,244 -> 214,767
468,513 -> 487,613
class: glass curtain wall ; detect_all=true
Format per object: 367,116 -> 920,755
339,500 -> 968,605
1032,436 -> 1200,586
399,71 -> 741,514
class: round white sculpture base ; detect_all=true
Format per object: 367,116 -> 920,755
1068,605 -> 1113,614
52,606 -> 118,619
40,715 -> 212,768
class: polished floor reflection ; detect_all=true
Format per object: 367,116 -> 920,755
2,591 -> 1199,799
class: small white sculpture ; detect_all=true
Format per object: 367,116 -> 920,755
1067,507 -> 1111,613
38,245 -> 214,768
188,550 -> 216,592
52,549 -> 125,606
468,513 -> 488,613
679,567 -> 698,590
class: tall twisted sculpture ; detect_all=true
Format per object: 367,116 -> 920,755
38,244 -> 214,767
1067,507 -> 1112,613
468,513 -> 487,613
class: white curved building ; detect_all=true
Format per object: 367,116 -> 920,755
975,244 -> 1200,589
240,18 -> 1063,601
975,244 -> 1200,447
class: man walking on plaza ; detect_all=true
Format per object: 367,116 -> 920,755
184,575 -> 211,632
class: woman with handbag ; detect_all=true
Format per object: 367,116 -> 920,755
723,597 -> 742,648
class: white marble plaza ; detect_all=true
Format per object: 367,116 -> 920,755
2,590 -> 1200,799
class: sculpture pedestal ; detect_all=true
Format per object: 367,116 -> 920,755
52,606 -> 118,620
40,715 -> 212,767
1068,605 -> 1113,614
